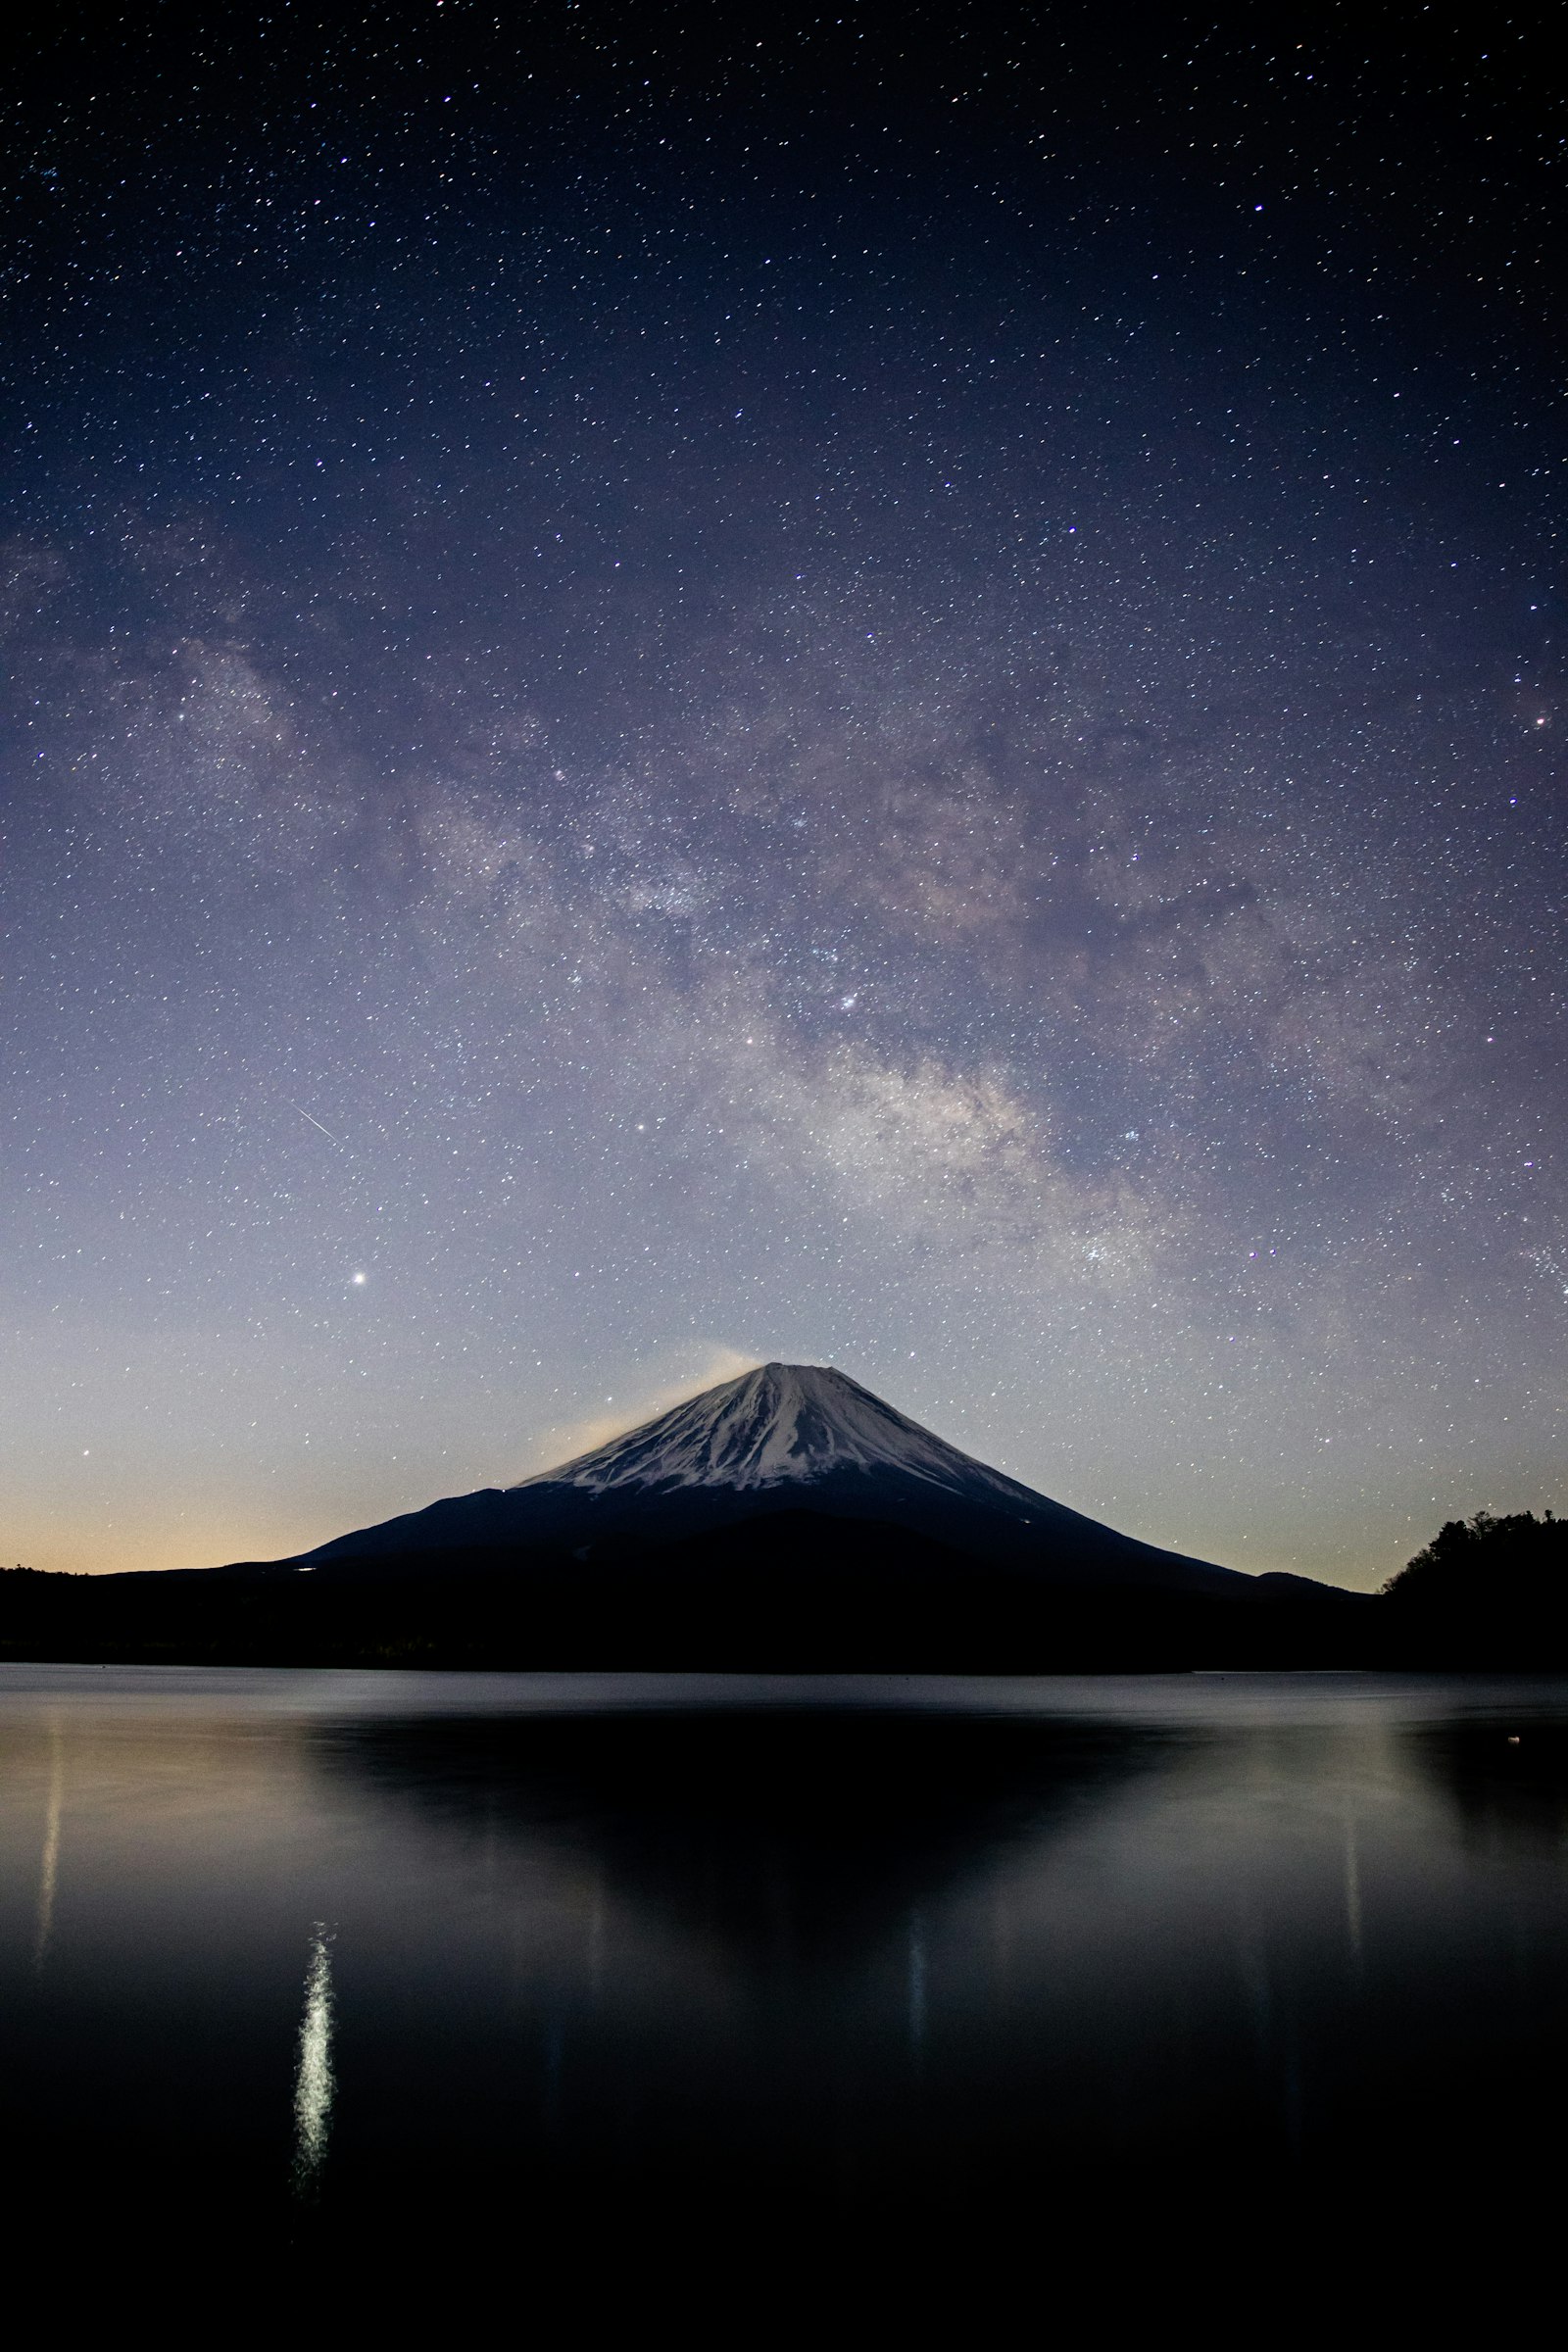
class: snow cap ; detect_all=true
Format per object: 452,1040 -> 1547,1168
513,1359 -> 1033,1507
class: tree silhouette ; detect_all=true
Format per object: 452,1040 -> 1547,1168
1383,1509 -> 1566,1616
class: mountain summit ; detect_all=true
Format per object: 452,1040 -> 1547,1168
294,1359 -> 1245,1595
520,1361 -> 1051,1507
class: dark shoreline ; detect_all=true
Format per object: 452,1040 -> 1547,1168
2,1554 -> 1555,1673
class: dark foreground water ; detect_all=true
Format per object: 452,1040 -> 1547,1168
4,1666 -> 1567,2321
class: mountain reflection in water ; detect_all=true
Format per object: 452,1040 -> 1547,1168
3,1669 -> 1568,2319
317,1706 -> 1169,1965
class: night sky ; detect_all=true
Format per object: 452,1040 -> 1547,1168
4,5 -> 1563,1587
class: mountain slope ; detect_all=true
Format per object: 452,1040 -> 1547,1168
293,1361 -> 1245,1594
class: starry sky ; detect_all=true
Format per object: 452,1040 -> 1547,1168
3,4 -> 1563,1587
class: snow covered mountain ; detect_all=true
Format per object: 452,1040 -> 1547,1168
291,1360 -> 1245,1593
527,1360 -> 1055,1505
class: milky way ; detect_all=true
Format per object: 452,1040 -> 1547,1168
3,7 -> 1562,1584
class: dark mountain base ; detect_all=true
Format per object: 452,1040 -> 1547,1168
0,1509 -> 1395,1668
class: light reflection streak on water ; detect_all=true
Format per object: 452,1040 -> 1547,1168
292,1925 -> 334,2194
1344,1814 -> 1364,1967
907,1909 -> 927,2066
32,1719 -> 64,1973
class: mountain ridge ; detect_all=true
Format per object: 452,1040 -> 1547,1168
291,1359 -> 1248,1595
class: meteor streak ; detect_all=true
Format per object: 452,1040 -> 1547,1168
291,1103 -> 341,1145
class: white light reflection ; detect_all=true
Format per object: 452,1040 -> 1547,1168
33,1720 -> 64,1972
291,1924 -> 335,2194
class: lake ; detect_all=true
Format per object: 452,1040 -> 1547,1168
4,1665 -> 1566,2321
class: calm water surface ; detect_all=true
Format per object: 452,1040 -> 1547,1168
4,1666 -> 1567,2312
